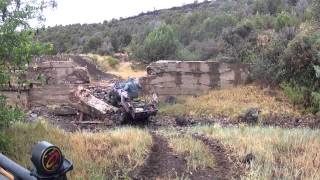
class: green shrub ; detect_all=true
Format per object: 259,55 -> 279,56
311,91 -> 320,113
250,14 -> 276,30
280,82 -> 304,106
311,0 -> 320,22
108,57 -> 120,67
253,0 -> 285,15
276,12 -> 291,31
186,39 -> 222,61
201,14 -> 238,38
0,132 -> 10,152
0,96 -> 25,151
235,20 -> 254,38
140,24 -> 180,62
277,31 -> 320,114
0,97 -> 25,128
110,27 -> 132,52
177,48 -> 200,61
280,83 -> 320,113
242,51 -> 257,63
84,36 -> 103,53
128,36 -> 144,60
281,31 -> 320,87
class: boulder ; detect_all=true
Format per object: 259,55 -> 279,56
27,113 -> 38,122
165,96 -> 176,105
242,153 -> 255,164
240,108 -> 261,124
175,116 -> 188,126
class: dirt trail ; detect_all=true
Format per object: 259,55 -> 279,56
72,55 -> 119,80
193,135 -> 244,180
130,133 -> 188,180
130,132 -> 243,180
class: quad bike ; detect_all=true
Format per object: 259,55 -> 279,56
108,83 -> 158,123
0,141 -> 73,180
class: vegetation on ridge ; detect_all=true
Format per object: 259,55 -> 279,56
39,0 -> 320,113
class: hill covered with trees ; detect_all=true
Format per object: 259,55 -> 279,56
39,0 -> 316,61
39,0 -> 320,113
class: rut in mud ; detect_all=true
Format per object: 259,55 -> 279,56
193,135 -> 244,180
130,133 -> 188,180
131,132 -> 244,180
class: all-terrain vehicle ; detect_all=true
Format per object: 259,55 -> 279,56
108,82 -> 157,123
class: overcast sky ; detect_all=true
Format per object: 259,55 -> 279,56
42,0 -> 205,27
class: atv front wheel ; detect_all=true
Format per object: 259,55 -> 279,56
108,91 -> 120,107
116,107 -> 131,124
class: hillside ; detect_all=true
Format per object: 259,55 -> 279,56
39,0 -> 316,60
39,0 -> 320,114
39,0 -> 218,56
2,0 -> 320,179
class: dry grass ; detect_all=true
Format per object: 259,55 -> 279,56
107,62 -> 146,79
160,85 -> 299,118
191,125 -> 320,180
87,54 -> 118,71
87,54 -> 146,79
160,130 -> 215,171
5,121 -> 152,179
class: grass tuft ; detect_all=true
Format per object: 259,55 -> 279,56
107,62 -> 146,79
160,85 -> 299,118
160,130 -> 215,171
5,121 -> 152,179
191,125 -> 320,179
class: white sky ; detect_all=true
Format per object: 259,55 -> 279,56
42,0 -> 205,27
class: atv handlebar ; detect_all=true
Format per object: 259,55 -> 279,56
0,153 -> 36,180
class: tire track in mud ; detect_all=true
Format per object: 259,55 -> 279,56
193,134 -> 244,180
130,133 -> 188,180
130,132 -> 244,180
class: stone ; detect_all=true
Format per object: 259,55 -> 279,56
242,153 -> 255,164
240,108 -> 261,124
165,96 -> 176,105
30,113 -> 38,118
27,113 -> 38,122
175,116 -> 188,126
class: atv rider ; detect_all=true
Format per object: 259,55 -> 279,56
110,77 -> 141,106
122,77 -> 141,101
